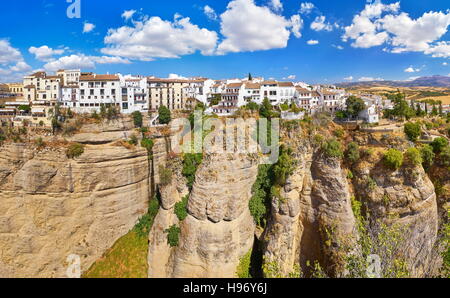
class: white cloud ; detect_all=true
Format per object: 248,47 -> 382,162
269,0 -> 283,12
443,62 -> 448,66
204,5 -> 217,20
0,40 -> 32,82
102,14 -> 218,60
404,66 -> 421,73
168,73 -> 188,79
332,44 -> 344,50
310,16 -> 333,32
283,74 -> 296,80
216,0 -> 299,55
83,22 -> 96,33
307,39 -> 319,45
29,45 -> 65,62
122,10 -> 136,20
0,39 -> 22,65
381,12 -> 450,54
43,54 -> 130,71
299,2 -> 315,15
342,1 -> 450,58
344,76 -> 353,81
290,14 -> 303,38
358,76 -> 384,82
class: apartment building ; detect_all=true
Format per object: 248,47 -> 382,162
295,87 -> 320,114
7,83 -> 23,95
318,89 -> 346,113
57,69 -> 81,87
183,78 -> 215,104
260,81 -> 295,105
23,71 -> 62,105
148,78 -> 188,111
78,74 -> 121,113
212,82 -> 243,115
120,77 -> 149,114
243,82 -> 261,104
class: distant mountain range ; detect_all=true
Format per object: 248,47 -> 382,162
337,75 -> 450,88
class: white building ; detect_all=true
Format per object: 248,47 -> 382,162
260,81 -> 295,105
78,74 -> 121,113
184,78 -> 215,104
119,76 -> 149,114
56,69 -> 81,87
359,104 -> 379,123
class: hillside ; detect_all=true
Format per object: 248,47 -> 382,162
337,75 -> 450,88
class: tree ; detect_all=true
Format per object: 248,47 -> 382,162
158,105 -> 171,125
246,101 -> 259,111
383,149 -> 404,170
273,146 -> 294,186
182,153 -> 203,190
132,111 -> 143,128
346,96 -> 366,118
346,142 -> 360,163
405,147 -> 422,166
392,97 -> 415,120
248,73 -> 253,81
420,144 -> 435,171
322,138 -> 344,159
164,225 -> 181,247
260,97 -> 273,119
431,137 -> 449,153
210,94 -> 221,106
66,143 -> 84,159
404,122 -> 421,141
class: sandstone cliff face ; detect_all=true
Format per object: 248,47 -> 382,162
148,153 -> 258,278
262,139 -> 356,277
0,121 -> 150,277
353,159 -> 439,277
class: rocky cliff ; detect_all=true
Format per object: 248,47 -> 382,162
0,119 -> 150,277
148,152 -> 258,277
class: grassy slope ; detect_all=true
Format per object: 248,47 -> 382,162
83,230 -> 148,278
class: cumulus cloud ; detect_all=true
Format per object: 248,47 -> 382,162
269,0 -> 283,12
443,62 -> 448,66
342,1 -> 450,58
83,22 -> 96,33
168,73 -> 188,79
43,54 -> 130,71
217,0 -> 300,55
307,39 -> 319,45
299,2 -> 315,15
101,14 -> 218,60
290,14 -> 303,38
0,39 -> 31,82
29,45 -> 65,61
283,74 -> 296,80
404,66 -> 421,73
358,76 -> 384,82
310,16 -> 333,32
344,76 -> 354,81
0,39 -> 22,65
122,10 -> 136,20
203,5 -> 217,20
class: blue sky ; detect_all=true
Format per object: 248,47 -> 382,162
0,0 -> 449,83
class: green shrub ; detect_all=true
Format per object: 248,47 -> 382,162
439,146 -> 450,167
132,111 -> 143,128
182,153 -> 203,190
159,165 -> 172,186
405,147 -> 422,166
420,145 -> 435,171
66,143 -> 84,159
165,225 -> 181,247
334,128 -> 345,139
346,142 -> 360,163
236,249 -> 252,278
347,170 -> 354,179
133,198 -> 160,239
431,137 -> 449,153
404,122 -> 421,141
174,195 -> 189,221
128,134 -> 138,146
249,164 -> 272,226
273,146 -> 294,185
383,149 -> 404,170
35,137 -> 45,149
322,138 -> 343,158
141,137 -> 154,152
158,105 -> 171,125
